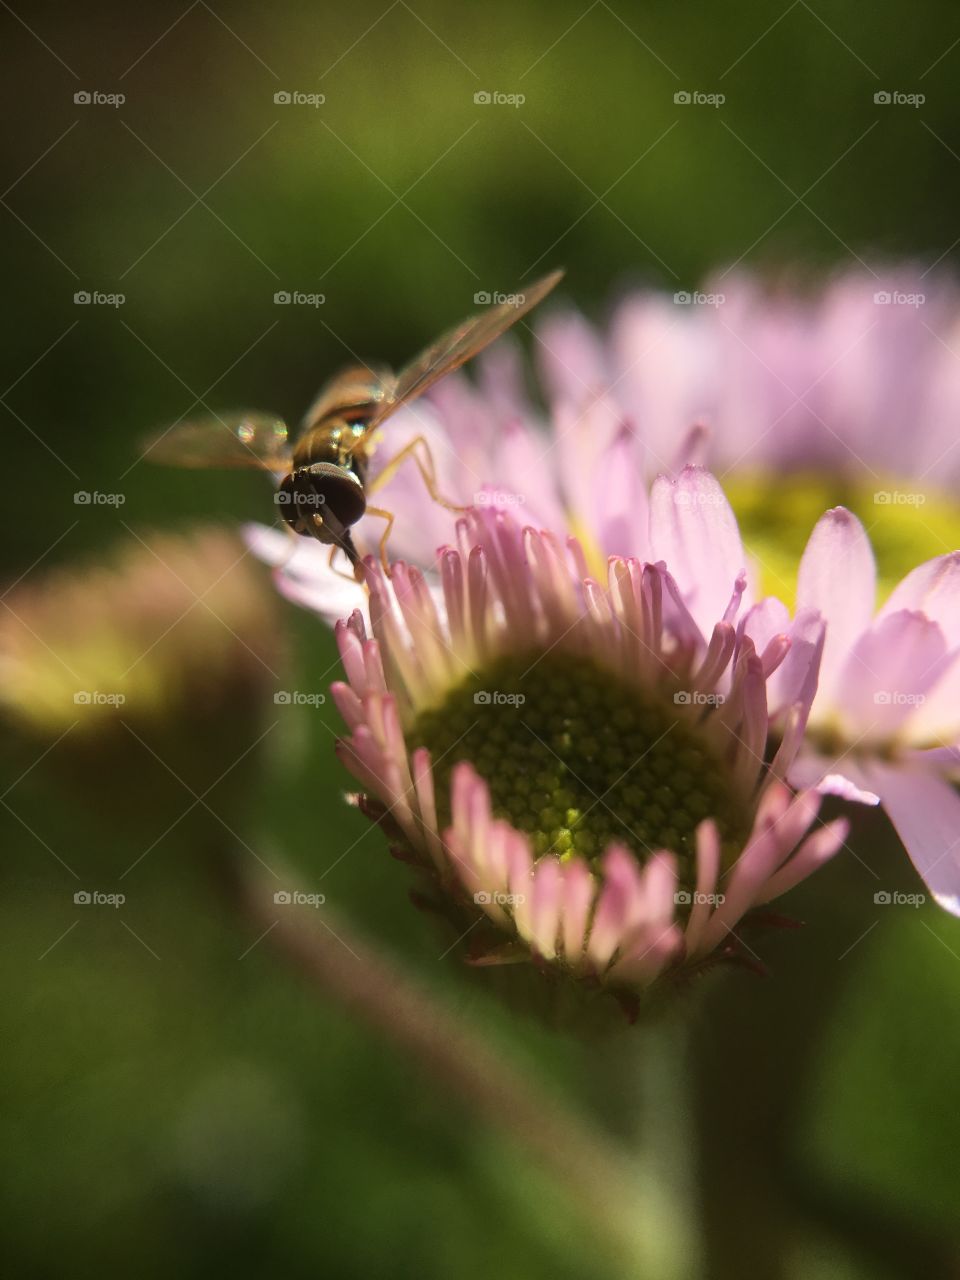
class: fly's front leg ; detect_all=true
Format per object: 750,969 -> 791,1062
367,435 -> 467,514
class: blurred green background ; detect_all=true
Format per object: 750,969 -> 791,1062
3,2 -> 960,1276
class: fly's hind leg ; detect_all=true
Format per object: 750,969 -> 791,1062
367,435 -> 468,516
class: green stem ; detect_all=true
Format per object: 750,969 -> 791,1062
224,856 -> 651,1274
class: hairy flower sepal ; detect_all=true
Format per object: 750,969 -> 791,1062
332,510 -> 847,1016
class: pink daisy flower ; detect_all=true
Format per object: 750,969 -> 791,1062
243,267 -> 958,929
769,507 -> 960,915
327,506 -> 846,1012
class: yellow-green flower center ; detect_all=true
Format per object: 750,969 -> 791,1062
411,651 -> 754,879
728,471 -> 960,605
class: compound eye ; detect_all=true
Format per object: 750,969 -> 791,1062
277,471 -> 335,527
304,464 -> 366,529
276,474 -> 304,531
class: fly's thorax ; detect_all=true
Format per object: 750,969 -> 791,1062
280,413 -> 373,540
293,417 -> 370,470
301,366 -> 394,436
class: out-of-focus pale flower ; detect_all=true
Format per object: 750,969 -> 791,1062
328,505 -> 845,1014
599,265 -> 960,598
770,507 -> 960,915
0,527 -> 280,737
606,266 -> 960,484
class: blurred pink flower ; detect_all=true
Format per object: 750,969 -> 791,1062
592,264 -> 960,483
248,264 -> 959,624
760,507 -> 960,914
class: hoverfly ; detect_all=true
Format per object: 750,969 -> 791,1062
144,269 -> 564,577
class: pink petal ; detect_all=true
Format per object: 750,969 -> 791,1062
428,371 -> 501,477
757,816 -> 849,903
609,294 -> 717,476
361,404 -> 466,565
864,760 -> 960,916
787,751 -> 881,806
587,845 -> 643,971
535,309 -> 609,406
527,857 -> 563,960
740,596 -> 790,655
477,339 -> 536,426
833,610 -> 948,739
596,428 -> 650,560
879,552 -> 960,647
900,649 -> 960,746
684,820 -> 721,957
796,507 -> 876,703
742,599 -> 825,718
649,466 -> 749,638
556,394 -> 624,553
559,858 -> 596,966
489,418 -> 566,534
243,523 -> 368,625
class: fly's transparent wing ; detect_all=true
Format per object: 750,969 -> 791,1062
366,269 -> 564,429
142,411 -> 292,472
